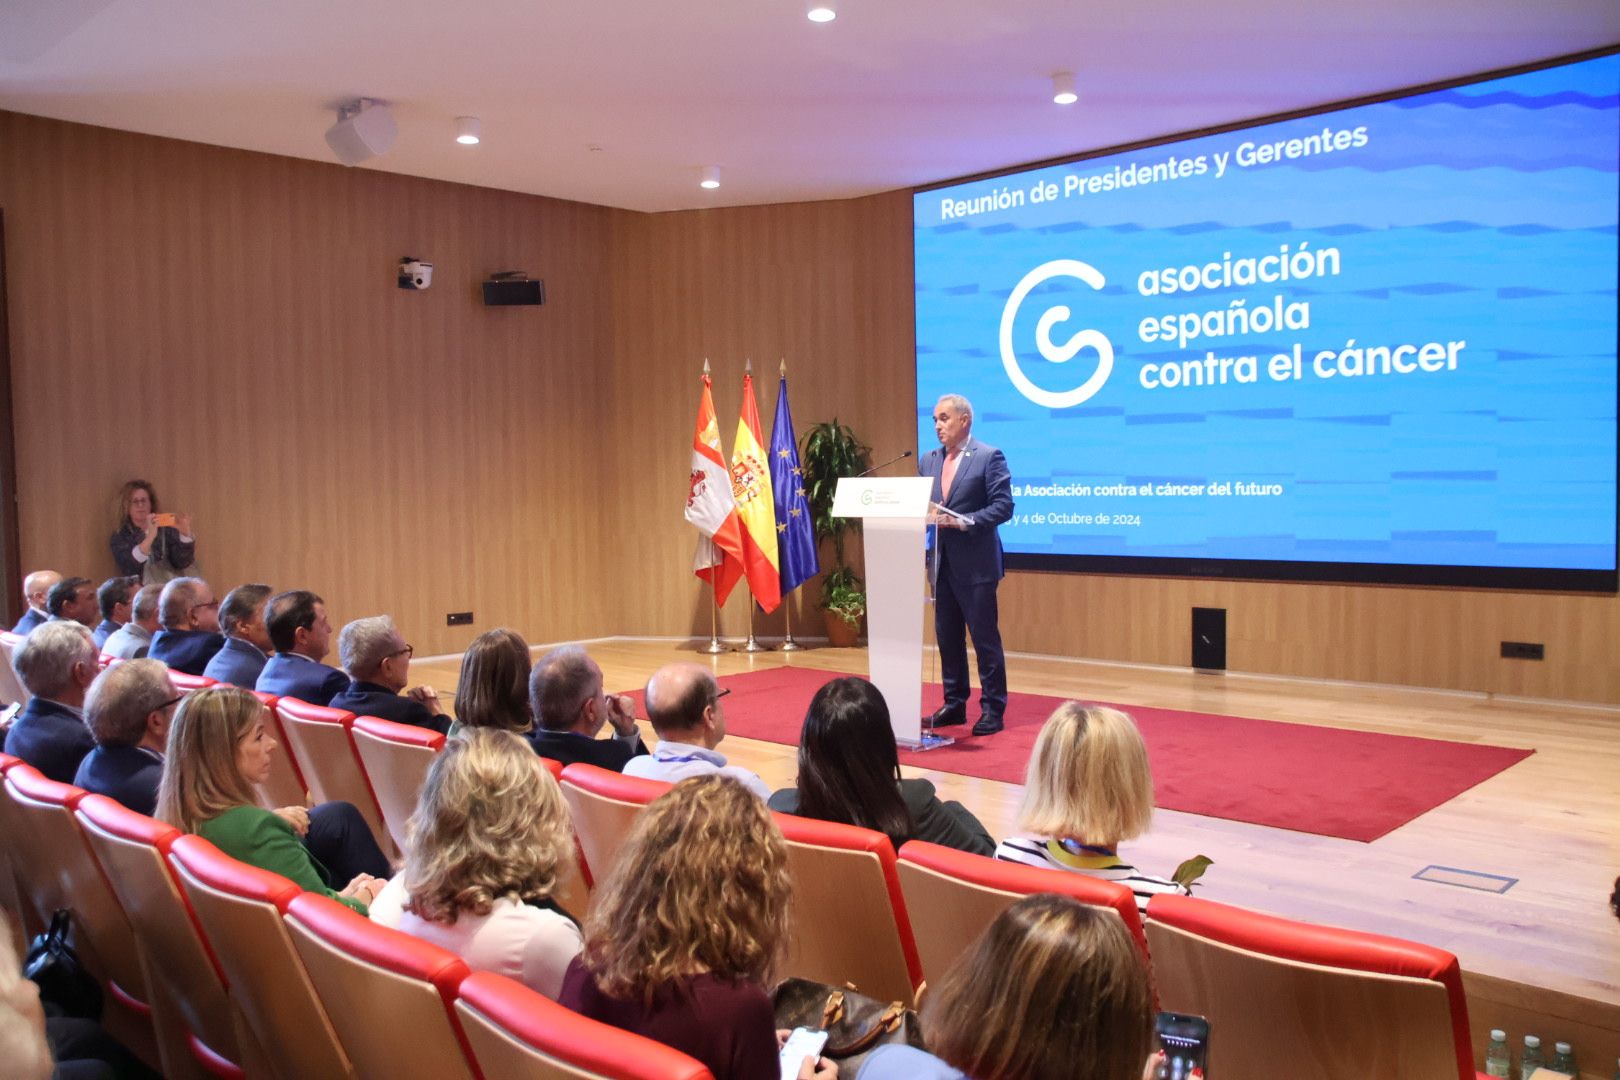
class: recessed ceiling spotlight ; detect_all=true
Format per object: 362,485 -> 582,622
1052,72 -> 1078,105
455,117 -> 481,145
807,3 -> 835,23
700,165 -> 722,190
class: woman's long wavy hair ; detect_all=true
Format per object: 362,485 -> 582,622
154,687 -> 263,833
793,677 -> 914,848
114,479 -> 159,531
582,775 -> 791,1002
453,628 -> 534,734
924,894 -> 1154,1080
402,729 -> 573,924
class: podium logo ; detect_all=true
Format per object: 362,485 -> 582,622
999,259 -> 1114,409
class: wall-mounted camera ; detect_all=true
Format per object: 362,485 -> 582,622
398,257 -> 434,290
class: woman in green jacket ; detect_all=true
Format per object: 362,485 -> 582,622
155,686 -> 386,913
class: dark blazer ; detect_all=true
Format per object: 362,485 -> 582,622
3,698 -> 95,783
328,680 -> 450,735
149,629 -> 227,676
256,653 -> 349,706
10,607 -> 45,635
73,745 -> 163,816
203,636 -> 269,689
768,778 -> 996,857
109,522 -> 196,579
919,435 -> 1014,585
529,728 -> 648,771
92,619 -> 120,650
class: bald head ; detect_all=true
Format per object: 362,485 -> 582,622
22,571 -> 61,612
643,663 -> 722,741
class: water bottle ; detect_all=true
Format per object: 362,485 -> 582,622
1547,1042 -> 1576,1076
1483,1030 -> 1511,1078
1518,1035 -> 1543,1080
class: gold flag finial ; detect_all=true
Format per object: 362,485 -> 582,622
779,357 -> 787,377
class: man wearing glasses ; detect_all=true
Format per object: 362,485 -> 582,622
329,615 -> 449,734
623,663 -> 769,800
73,659 -> 181,816
148,576 -> 226,675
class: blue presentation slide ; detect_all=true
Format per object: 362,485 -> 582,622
914,53 -> 1619,575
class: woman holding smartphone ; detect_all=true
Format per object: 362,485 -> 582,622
110,479 -> 197,584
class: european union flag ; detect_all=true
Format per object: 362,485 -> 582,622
770,375 -> 820,595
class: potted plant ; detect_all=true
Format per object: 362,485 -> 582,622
800,419 -> 873,645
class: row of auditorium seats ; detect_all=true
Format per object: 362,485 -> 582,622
1,664 -> 1488,1078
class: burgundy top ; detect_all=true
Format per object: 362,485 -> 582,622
559,958 -> 777,1080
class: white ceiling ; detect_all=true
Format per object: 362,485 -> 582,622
1,0 -> 1616,213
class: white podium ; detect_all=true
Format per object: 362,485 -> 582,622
831,476 -> 948,749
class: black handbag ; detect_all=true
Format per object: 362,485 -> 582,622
24,909 -> 104,1019
772,976 -> 924,1075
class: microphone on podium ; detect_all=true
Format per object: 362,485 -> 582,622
855,450 -> 914,478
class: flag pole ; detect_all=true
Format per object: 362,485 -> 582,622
742,587 -> 767,653
779,595 -> 803,651
700,588 -> 727,654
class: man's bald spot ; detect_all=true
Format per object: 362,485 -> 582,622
643,662 -> 715,734
23,571 -> 61,604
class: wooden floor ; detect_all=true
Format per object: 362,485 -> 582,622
416,638 -> 1620,1066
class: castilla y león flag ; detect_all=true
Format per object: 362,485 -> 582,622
729,372 -> 782,613
685,373 -> 747,606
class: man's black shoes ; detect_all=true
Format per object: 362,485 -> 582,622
971,714 -> 1004,736
927,704 -> 967,728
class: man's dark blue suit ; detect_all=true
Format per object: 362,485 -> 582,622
3,697 -> 95,783
149,629 -> 226,676
256,653 -> 349,706
74,745 -> 164,816
204,636 -> 269,688
328,680 -> 450,735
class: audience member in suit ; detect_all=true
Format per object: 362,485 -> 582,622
202,583 -> 274,688
46,576 -> 100,629
370,729 -> 583,1000
92,576 -> 138,650
993,704 -> 1188,914
1,621 -> 99,782
102,583 -> 162,660
147,577 -> 226,676
327,616 -> 449,733
109,479 -> 197,584
768,677 -> 995,856
527,645 -> 647,769
448,628 -> 534,738
622,663 -> 768,799
254,589 -> 349,705
155,686 -> 389,913
857,896 -> 1156,1080
72,659 -> 178,816
9,570 -> 59,635
561,776 -> 833,1080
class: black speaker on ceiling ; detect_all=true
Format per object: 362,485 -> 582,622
482,277 -> 545,306
1192,607 -> 1227,671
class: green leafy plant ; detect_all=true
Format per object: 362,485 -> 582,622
799,419 -> 873,616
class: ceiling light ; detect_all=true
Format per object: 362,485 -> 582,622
1052,72 -> 1078,105
807,3 -> 836,22
455,117 -> 481,145
699,165 -> 721,190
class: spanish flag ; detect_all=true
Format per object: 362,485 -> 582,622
729,370 -> 782,613
685,372 -> 747,606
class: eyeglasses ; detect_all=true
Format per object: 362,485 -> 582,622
711,687 -> 732,704
386,644 -> 414,661
157,694 -> 186,712
190,600 -> 220,613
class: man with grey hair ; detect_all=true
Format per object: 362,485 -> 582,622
203,583 -> 275,688
919,392 -> 1014,736
2,620 -> 99,782
73,659 -> 178,815
622,662 -> 769,799
103,583 -> 162,660
328,615 -> 448,734
10,570 -> 60,635
527,646 -> 647,770
148,576 -> 225,675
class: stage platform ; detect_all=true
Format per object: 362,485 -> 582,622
416,638 -> 1620,1070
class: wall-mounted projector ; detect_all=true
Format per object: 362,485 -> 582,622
325,99 -> 397,167
482,272 -> 545,307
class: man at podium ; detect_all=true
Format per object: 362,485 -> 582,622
919,394 -> 1014,736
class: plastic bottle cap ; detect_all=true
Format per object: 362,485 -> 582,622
1524,1035 -> 1541,1048
1490,1029 -> 1506,1040
1554,1042 -> 1570,1053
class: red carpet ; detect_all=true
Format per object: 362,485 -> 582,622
642,666 -> 1533,842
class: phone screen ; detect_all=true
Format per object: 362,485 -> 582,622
1155,1011 -> 1209,1079
153,513 -> 177,528
778,1027 -> 829,1080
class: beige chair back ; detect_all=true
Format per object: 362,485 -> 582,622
557,763 -> 670,888
349,716 -> 443,852
274,699 -> 392,856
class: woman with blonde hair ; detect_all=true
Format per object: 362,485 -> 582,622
155,686 -> 388,913
560,775 -> 835,1080
994,703 -> 1187,912
449,628 -> 534,736
858,894 -> 1158,1080
109,479 -> 198,584
368,729 -> 582,998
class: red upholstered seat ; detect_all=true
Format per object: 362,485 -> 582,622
167,670 -> 217,692
896,839 -> 1152,986
350,715 -> 444,852
1146,894 -> 1483,1080
168,835 -> 355,1079
455,970 -> 715,1080
283,892 -> 476,1080
558,762 -> 672,888
274,698 -> 391,855
773,812 -> 923,1005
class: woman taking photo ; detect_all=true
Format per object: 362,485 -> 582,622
448,628 -> 533,737
561,775 -> 835,1080
994,703 -> 1187,912
368,729 -> 582,999
154,686 -> 389,913
769,677 -> 994,856
110,480 -> 197,584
